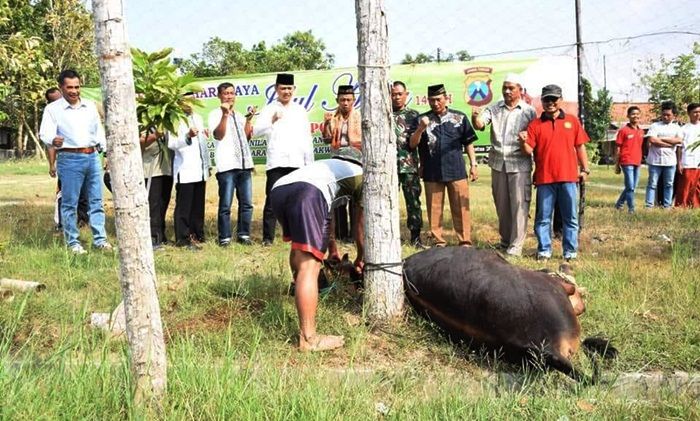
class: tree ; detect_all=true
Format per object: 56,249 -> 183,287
401,52 -> 434,64
582,78 -> 612,141
268,30 -> 335,71
178,30 -> 334,76
456,49 -> 473,61
637,42 -> 700,119
132,47 -> 201,134
355,0 -> 404,321
0,0 -> 99,156
93,0 -> 167,408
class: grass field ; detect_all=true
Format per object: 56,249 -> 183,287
1,159 -> 699,419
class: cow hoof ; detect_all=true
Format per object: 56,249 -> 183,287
299,334 -> 345,352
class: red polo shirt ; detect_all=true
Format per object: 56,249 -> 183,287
526,110 -> 589,185
615,123 -> 644,166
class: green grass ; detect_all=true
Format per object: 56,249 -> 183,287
1,159 -> 699,419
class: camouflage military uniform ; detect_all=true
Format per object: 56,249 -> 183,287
393,107 -> 422,241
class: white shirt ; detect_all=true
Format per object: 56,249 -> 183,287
679,122 -> 700,168
208,108 -> 253,173
273,158 -> 363,210
39,97 -> 106,150
252,101 -> 314,170
646,121 -> 682,166
168,113 -> 209,184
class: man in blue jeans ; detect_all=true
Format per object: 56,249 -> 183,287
39,69 -> 112,255
208,82 -> 255,246
645,101 -> 682,209
519,84 -> 590,261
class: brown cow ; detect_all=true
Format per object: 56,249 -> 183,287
402,246 -> 616,382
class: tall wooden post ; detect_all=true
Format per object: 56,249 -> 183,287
92,0 -> 167,405
355,0 -> 404,321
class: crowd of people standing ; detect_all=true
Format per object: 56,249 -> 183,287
38,67 -> 699,351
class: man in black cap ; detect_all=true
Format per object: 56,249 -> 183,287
252,73 -> 315,246
322,84 -> 362,246
409,84 -> 478,247
518,84 -> 590,261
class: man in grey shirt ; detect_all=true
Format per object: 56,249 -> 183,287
472,74 -> 536,256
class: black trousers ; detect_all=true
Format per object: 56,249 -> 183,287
174,181 -> 206,246
263,167 -> 297,243
147,175 -> 173,245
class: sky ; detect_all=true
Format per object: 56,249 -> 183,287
121,0 -> 699,102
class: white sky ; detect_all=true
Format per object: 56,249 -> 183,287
121,0 -> 700,102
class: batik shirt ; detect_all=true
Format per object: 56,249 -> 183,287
415,108 -> 478,182
393,107 -> 420,174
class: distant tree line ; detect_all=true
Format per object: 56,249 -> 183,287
176,30 -> 335,77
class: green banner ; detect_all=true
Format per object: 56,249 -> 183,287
83,57 -> 577,165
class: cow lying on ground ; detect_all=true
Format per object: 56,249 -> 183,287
402,246 -> 616,382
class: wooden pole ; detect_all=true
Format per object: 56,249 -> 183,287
355,0 -> 404,321
92,0 -> 167,405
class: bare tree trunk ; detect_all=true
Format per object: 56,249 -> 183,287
16,117 -> 24,157
355,0 -> 404,321
23,121 -> 46,161
92,0 -> 167,406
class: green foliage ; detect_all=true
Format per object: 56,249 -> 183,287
0,0 -> 98,152
637,42 -> 700,119
178,30 -> 334,77
582,78 -> 613,141
581,78 -> 612,164
401,50 -> 472,64
131,48 -> 201,135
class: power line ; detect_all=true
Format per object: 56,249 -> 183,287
469,30 -> 700,59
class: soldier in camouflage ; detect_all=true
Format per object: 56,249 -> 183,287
391,81 -> 424,248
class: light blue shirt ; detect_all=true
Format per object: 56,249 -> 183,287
39,97 -> 106,150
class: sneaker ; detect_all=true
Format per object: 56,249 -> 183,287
563,253 -> 578,262
536,253 -> 551,262
237,237 -> 254,246
69,244 -> 87,255
152,243 -> 166,252
505,247 -> 522,257
219,239 -> 231,248
94,242 -> 113,251
262,240 -> 273,247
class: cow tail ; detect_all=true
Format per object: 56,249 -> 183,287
582,337 -> 618,385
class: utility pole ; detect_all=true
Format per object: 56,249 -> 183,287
355,0 -> 404,321
575,0 -> 585,127
603,55 -> 607,90
437,47 -> 441,63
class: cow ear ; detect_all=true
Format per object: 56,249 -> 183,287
341,253 -> 349,262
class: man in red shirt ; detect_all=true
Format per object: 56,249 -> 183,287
614,106 -> 644,212
518,84 -> 590,261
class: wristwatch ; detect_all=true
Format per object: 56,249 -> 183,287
581,168 -> 591,175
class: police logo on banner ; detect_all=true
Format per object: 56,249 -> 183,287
464,67 -> 493,107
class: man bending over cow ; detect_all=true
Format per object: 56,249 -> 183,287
269,147 -> 365,352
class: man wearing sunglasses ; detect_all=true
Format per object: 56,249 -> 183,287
518,84 -> 590,261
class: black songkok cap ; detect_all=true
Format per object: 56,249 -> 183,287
427,84 -> 446,96
337,85 -> 356,95
276,73 -> 294,85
